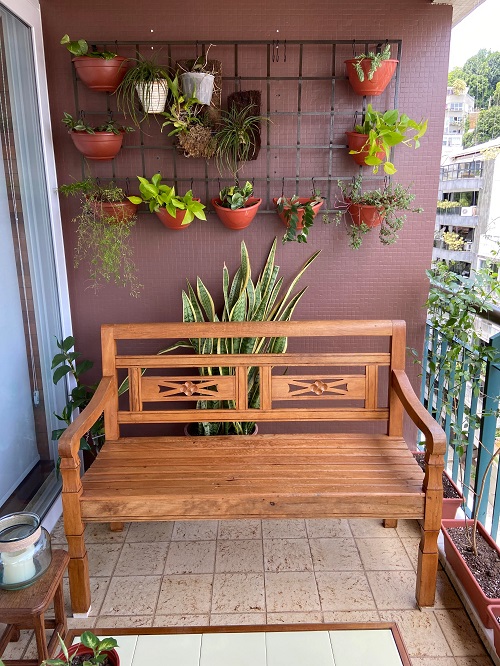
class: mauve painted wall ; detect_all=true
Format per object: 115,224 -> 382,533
39,0 -> 452,442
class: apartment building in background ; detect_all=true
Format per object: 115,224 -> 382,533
442,85 -> 475,155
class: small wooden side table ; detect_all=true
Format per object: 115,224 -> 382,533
0,549 -> 70,666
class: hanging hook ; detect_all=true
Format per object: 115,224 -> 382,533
107,108 -> 113,120
79,109 -> 85,120
383,175 -> 389,190
190,178 -> 194,192
196,40 -> 199,59
352,39 -> 357,57
311,177 -> 316,195
125,177 -> 130,196
275,39 -> 279,63
272,40 -> 275,63
281,176 -> 285,198
96,176 -> 101,187
218,178 -> 221,192
283,40 -> 287,63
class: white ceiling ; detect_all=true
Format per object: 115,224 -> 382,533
430,0 -> 486,26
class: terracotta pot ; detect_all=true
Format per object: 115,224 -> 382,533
347,202 -> 384,228
184,423 -> 258,436
273,198 -> 323,230
89,200 -> 138,222
442,519 -> 500,628
344,58 -> 398,96
212,198 -> 262,230
72,56 -> 127,92
442,472 -> 464,520
154,201 -> 200,230
70,131 -> 124,161
486,605 -> 500,656
345,131 -> 385,167
57,643 -> 120,666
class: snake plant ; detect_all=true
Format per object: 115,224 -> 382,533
161,239 -> 320,435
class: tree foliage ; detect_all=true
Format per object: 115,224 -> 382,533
449,49 -> 500,110
463,106 -> 500,147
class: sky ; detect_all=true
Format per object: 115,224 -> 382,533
448,0 -> 500,70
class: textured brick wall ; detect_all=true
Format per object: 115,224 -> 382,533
40,0 -> 453,441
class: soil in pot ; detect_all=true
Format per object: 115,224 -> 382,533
60,644 -> 119,666
273,198 -> 323,230
212,197 -> 262,230
344,58 -> 398,96
414,453 -> 463,519
446,526 -> 500,600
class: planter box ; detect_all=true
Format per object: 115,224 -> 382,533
442,472 -> 464,519
442,519 -> 500,628
486,605 -> 500,656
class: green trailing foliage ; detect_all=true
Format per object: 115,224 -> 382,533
62,113 -> 134,135
352,43 -> 392,82
41,631 -> 118,666
218,181 -> 254,210
115,55 -> 170,125
60,34 -> 117,59
160,239 -> 320,435
160,74 -> 204,136
129,174 -> 206,225
277,191 -> 323,244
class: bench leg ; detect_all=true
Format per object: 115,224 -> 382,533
415,528 -> 439,607
383,519 -> 398,528
109,522 -> 124,532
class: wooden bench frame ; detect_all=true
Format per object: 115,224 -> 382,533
59,320 -> 446,615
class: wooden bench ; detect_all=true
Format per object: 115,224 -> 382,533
59,320 -> 446,615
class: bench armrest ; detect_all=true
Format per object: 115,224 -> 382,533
58,376 -> 115,462
391,369 -> 446,457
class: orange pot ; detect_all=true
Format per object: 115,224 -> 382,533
486,606 -> 500,656
56,644 -> 120,666
73,56 -> 127,92
348,202 -> 384,228
345,131 -> 385,167
344,58 -> 398,96
89,200 -> 138,222
273,197 -> 323,230
155,201 -> 201,230
70,131 -> 124,161
212,197 -> 262,230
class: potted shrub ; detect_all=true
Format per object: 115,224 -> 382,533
212,181 -> 262,230
59,179 -> 142,296
62,113 -> 134,161
160,238 -> 320,435
115,56 -> 170,123
346,104 -> 428,174
273,191 -> 324,244
60,35 -> 127,92
42,631 -> 119,666
333,176 -> 423,249
178,46 -> 216,106
129,174 -> 206,230
344,43 -> 398,96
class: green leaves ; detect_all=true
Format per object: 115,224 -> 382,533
219,181 -> 254,210
132,175 -> 206,222
352,43 -> 391,82
277,192 -> 324,244
60,35 -> 117,59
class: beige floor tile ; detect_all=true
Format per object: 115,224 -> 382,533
94,615 -> 153,628
101,575 -> 161,615
323,610 -> 381,623
316,571 -> 376,611
153,614 -> 210,627
305,519 -> 352,538
63,576 -> 110,617
379,610 -> 453,658
218,520 -> 262,539
67,617 -> 97,629
50,518 -> 68,545
115,542 -> 169,576
434,609 -> 487,657
434,572 -> 462,610
86,543 -> 123,577
215,540 -> 263,573
454,657 -> 496,665
171,521 -> 218,541
266,611 -> 324,624
1,629 -> 33,659
356,537 -> 414,570
85,522 -> 129,543
367,570 -> 419,610
157,574 -> 214,615
22,633 -> 50,661
265,572 -> 320,612
401,537 -> 422,571
211,573 -> 265,613
395,519 -> 422,537
411,659 -> 457,666
264,538 -> 313,572
210,613 -> 267,625
309,537 -> 363,571
126,521 -> 174,542
165,540 -> 216,574
349,519 -> 398,538
262,519 -> 307,539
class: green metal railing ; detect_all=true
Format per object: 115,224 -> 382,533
420,322 -> 500,542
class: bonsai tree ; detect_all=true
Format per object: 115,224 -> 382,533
275,190 -> 324,244
333,176 -> 423,249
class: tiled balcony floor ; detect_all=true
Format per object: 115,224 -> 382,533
2,518 -> 495,665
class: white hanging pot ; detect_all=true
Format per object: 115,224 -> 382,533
180,71 -> 215,105
135,80 -> 168,114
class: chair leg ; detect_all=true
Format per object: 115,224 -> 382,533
415,528 -> 439,607
33,613 -> 49,663
109,523 -> 124,532
383,519 -> 398,528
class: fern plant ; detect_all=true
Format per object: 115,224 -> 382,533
162,239 -> 320,435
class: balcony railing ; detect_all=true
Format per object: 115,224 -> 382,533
420,321 -> 500,542
440,161 -> 483,181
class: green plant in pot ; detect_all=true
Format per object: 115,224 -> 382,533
212,181 -> 262,230
41,631 -> 118,666
129,174 -> 206,230
333,176 -> 422,249
59,179 -> 142,296
346,104 -> 428,174
115,55 -> 170,123
60,34 -> 127,92
62,113 -> 134,161
344,43 -> 398,96
161,238 -> 320,435
274,191 -> 324,244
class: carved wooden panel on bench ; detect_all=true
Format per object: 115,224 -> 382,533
141,375 -> 236,402
272,375 -> 366,401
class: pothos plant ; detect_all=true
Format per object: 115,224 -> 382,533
352,43 -> 392,82
277,191 -> 324,244
60,35 -> 117,59
218,181 -> 254,209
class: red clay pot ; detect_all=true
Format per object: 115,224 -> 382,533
73,56 -> 127,92
347,202 -> 384,228
89,200 -> 138,222
345,131 -> 385,167
154,201 -> 201,230
442,472 -> 464,520
273,197 -> 323,230
344,58 -> 398,96
442,519 -> 500,628
57,643 -> 120,666
486,605 -> 500,656
70,131 -> 124,161
212,197 -> 262,230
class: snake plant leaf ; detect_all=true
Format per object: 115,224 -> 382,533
246,278 -> 256,316
273,249 -> 321,319
186,281 -> 205,322
257,238 -> 277,297
197,277 -> 216,321
182,290 -> 197,324
265,277 -> 284,318
277,287 -> 308,321
228,266 -> 243,312
268,336 -> 288,354
222,264 -> 230,319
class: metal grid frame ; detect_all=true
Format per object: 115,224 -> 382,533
73,39 -> 402,212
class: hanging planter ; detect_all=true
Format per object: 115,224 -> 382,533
155,204 -> 201,230
62,113 -> 134,162
135,80 -> 168,114
345,131 -> 384,167
180,72 -> 215,105
73,56 -> 127,92
347,201 -> 384,228
90,199 -> 138,222
212,181 -> 261,230
344,43 -> 398,97
273,194 -> 324,244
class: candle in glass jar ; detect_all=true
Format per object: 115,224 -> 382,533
1,544 -> 36,585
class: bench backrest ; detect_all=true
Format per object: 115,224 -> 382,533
101,320 -> 406,439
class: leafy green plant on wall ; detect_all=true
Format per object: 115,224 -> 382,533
352,43 -> 392,82
60,34 -> 117,59
62,113 -> 134,135
218,181 -> 254,210
161,239 -> 320,435
115,55 -> 170,125
129,174 -> 206,224
276,191 -> 324,244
